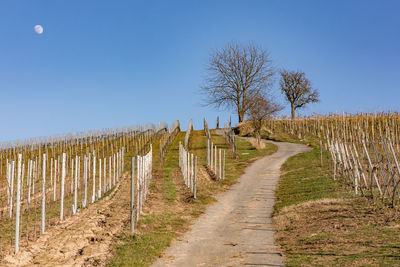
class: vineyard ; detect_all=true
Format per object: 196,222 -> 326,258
264,112 -> 400,207
0,121 -> 180,257
0,115 -> 246,265
1,113 -> 400,266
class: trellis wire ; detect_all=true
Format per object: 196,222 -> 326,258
0,122 -> 163,254
135,146 -> 153,222
268,112 -> 400,206
206,139 -> 225,180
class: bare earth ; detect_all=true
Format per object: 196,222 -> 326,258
2,173 -> 132,267
152,140 -> 311,267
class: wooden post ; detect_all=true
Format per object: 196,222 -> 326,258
320,139 -> 323,167
191,153 -> 194,192
41,154 -> 46,233
83,156 -> 87,207
207,139 -> 209,167
362,140 -> 382,195
88,153 -> 91,197
223,150 -> 225,180
141,155 -> 144,214
92,150 -> 96,203
352,143 -> 367,187
73,155 -> 78,214
215,145 -> 217,176
9,160 -> 15,218
50,158 -> 53,188
98,158 -> 102,199
179,142 -> 181,168
219,148 -> 221,180
15,154 -> 22,254
78,156 -> 81,189
116,152 -> 119,184
131,157 -> 135,234
6,160 -> 10,206
21,161 -> 25,202
187,151 -> 190,187
109,157 -> 112,191
183,149 -> 186,185
136,156 -> 140,221
141,155 -> 145,205
210,142 -> 213,171
28,160 -> 32,209
103,158 -> 106,194
371,138 -> 391,196
122,147 -> 125,174
53,159 -> 57,202
194,156 -> 197,199
113,154 -> 116,186
70,158 -> 73,194
60,153 -> 66,221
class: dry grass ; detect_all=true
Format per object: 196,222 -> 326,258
247,138 -> 266,149
109,129 -> 277,266
274,197 -> 400,266
233,120 -> 400,266
264,126 -> 400,266
234,121 -> 272,138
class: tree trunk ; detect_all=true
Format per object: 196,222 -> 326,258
291,103 -> 295,119
238,111 -> 244,123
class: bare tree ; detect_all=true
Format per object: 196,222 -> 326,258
201,42 -> 274,123
248,94 -> 283,146
280,69 -> 319,119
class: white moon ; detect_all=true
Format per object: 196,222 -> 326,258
34,25 -> 43,35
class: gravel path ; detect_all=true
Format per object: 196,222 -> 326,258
152,140 -> 311,267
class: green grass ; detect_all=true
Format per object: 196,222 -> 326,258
110,213 -> 183,267
275,146 -> 347,213
108,129 -> 277,266
269,130 -> 400,267
260,129 -> 348,213
160,132 -> 184,202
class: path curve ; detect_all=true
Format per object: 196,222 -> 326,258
152,140 -> 311,267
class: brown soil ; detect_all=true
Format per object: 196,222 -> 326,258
0,136 -> 272,267
1,163 -> 193,267
1,172 -> 132,267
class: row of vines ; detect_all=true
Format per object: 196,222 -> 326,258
268,112 -> 400,206
0,123 -> 166,255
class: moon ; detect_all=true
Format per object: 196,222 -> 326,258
34,25 -> 43,35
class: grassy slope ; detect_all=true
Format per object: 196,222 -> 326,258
109,130 -> 276,266
270,132 -> 400,266
275,142 -> 345,212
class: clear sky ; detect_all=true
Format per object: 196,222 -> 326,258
1,0 -> 399,142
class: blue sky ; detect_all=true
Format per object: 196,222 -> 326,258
1,0 -> 399,141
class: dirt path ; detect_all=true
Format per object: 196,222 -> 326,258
1,172 -> 131,267
152,140 -> 311,267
